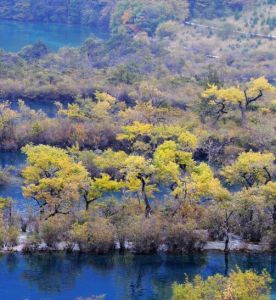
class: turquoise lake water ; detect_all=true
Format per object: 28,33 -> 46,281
0,19 -> 108,52
0,252 -> 275,300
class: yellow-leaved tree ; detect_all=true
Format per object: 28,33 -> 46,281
202,76 -> 274,125
153,140 -> 229,204
94,149 -> 156,216
66,146 -> 124,211
22,145 -> 89,219
58,91 -> 117,122
221,151 -> 275,239
261,181 -> 276,224
117,122 -> 198,154
172,269 -> 271,300
222,151 -> 275,188
83,174 -> 123,210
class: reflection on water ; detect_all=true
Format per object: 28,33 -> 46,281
0,19 -> 108,52
0,151 -> 25,169
0,152 -> 36,212
0,252 -> 275,300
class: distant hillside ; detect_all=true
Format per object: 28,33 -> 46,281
0,1 -> 275,37
0,0 -> 275,85
0,0 -> 257,27
0,0 -> 113,26
189,0 -> 251,18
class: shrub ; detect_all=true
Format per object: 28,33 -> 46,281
70,217 -> 115,253
165,220 -> 207,253
261,228 -> 276,251
172,269 -> 271,300
123,215 -> 162,253
40,215 -> 71,247
270,100 -> 276,113
22,233 -> 41,252
5,226 -> 20,247
69,222 -> 90,251
0,223 -> 20,248
0,224 -> 5,247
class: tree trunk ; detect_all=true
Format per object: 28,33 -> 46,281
39,205 -> 45,220
273,205 -> 276,225
85,200 -> 90,211
239,104 -> 246,127
224,252 -> 229,276
84,193 -> 96,211
8,202 -> 12,226
224,230 -> 230,253
84,194 -> 89,210
249,209 -> 253,222
84,195 -> 95,211
224,212 -> 232,253
138,175 -> 152,217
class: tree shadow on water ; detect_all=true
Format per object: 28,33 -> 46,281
20,252 -> 86,293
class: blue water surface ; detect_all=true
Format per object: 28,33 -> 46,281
0,252 -> 275,300
0,19 -> 108,52
0,151 -> 36,212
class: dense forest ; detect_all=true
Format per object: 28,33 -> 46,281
0,0 -> 253,26
0,0 -> 275,298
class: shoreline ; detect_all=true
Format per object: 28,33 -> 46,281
0,233 -> 268,254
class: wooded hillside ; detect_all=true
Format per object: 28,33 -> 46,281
0,0 -> 252,27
